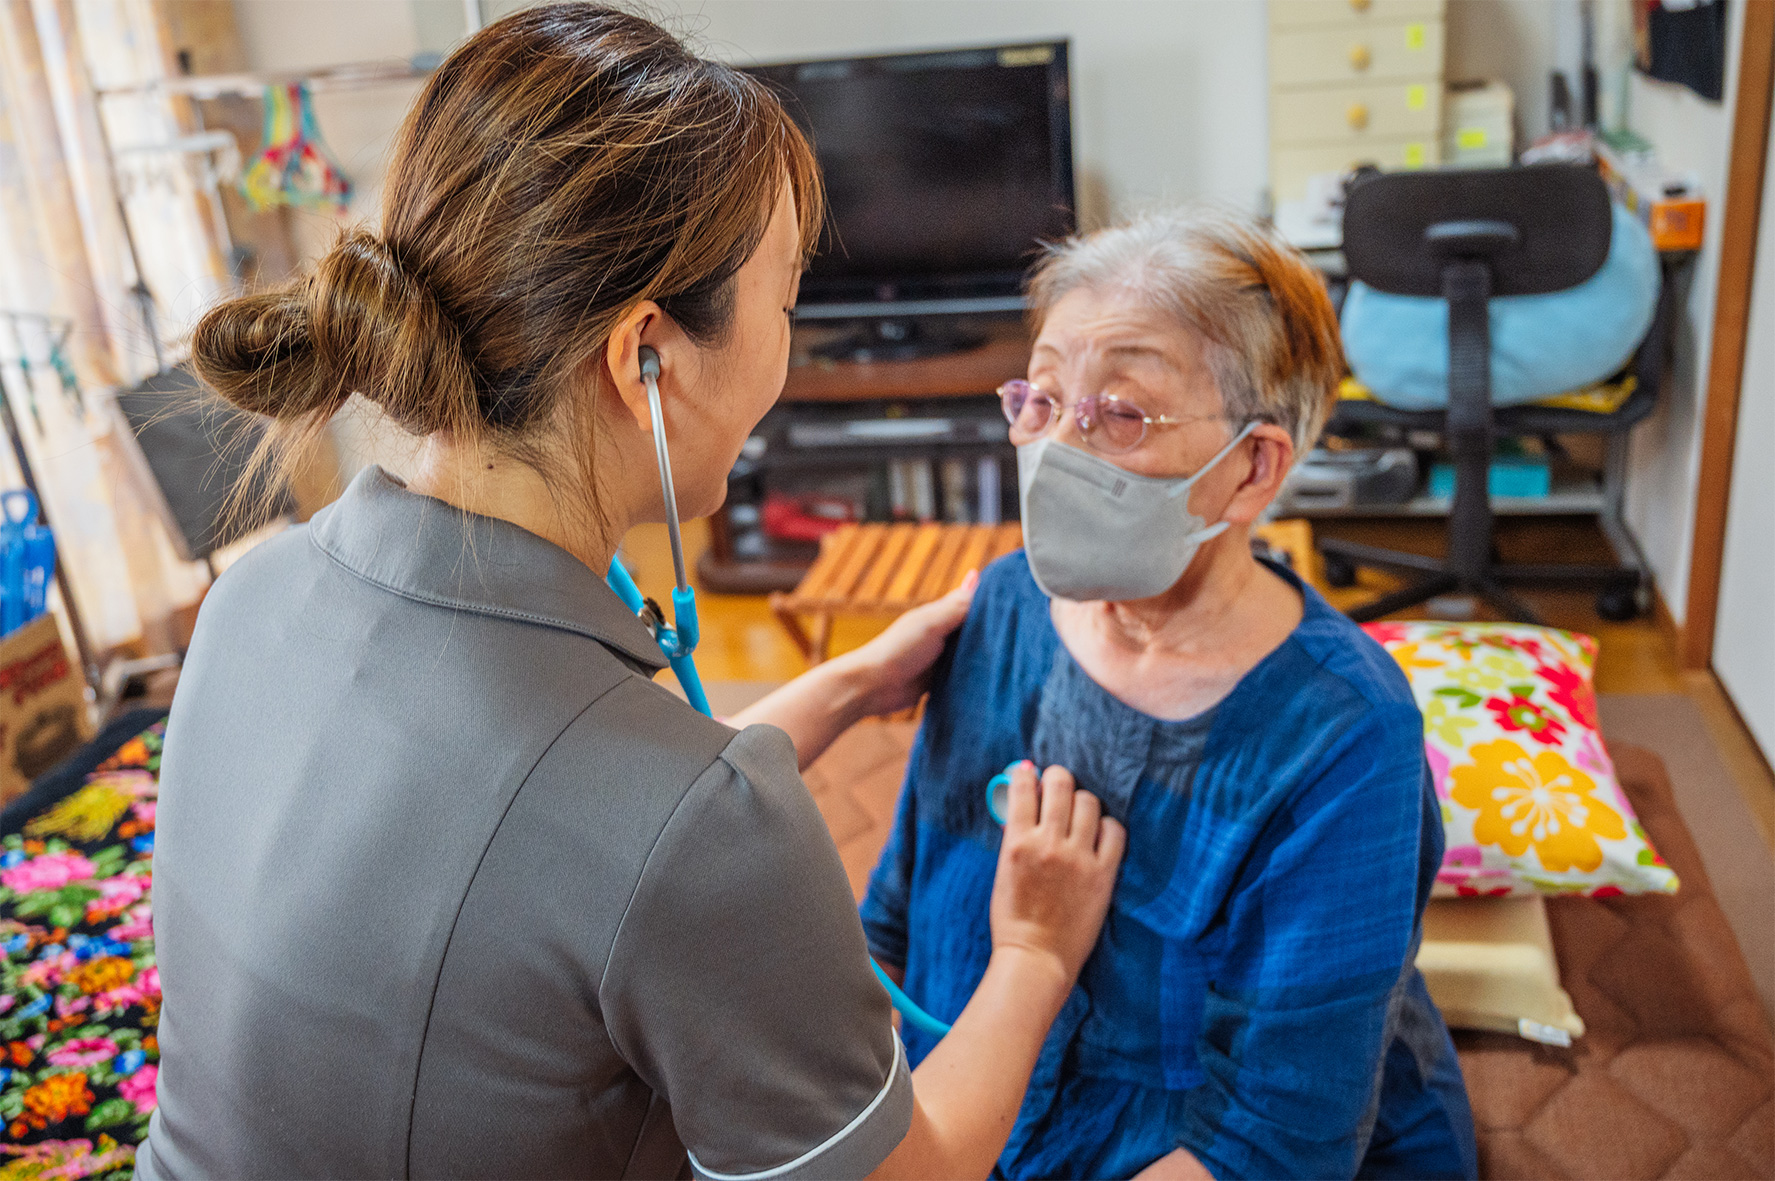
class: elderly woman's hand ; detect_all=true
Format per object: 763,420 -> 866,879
990,762 -> 1125,986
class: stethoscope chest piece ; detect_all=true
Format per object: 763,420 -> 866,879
985,763 -> 1021,826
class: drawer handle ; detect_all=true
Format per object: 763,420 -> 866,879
1347,102 -> 1370,130
1349,43 -> 1372,71
1350,0 -> 1372,10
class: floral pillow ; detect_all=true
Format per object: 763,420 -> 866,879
0,720 -> 164,1180
1361,622 -> 1678,898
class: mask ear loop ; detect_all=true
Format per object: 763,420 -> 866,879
1164,419 -> 1260,499
1156,420 -> 1261,551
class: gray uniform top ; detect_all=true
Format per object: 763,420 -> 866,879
136,466 -> 913,1180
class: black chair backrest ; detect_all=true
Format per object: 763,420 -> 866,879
1343,164 -> 1614,297
115,365 -> 291,562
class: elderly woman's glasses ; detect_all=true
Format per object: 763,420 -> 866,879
998,379 -> 1203,455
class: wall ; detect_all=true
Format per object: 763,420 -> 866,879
1713,111 -> 1775,755
228,0 -> 1745,608
231,0 -> 1276,477
608,0 -> 1270,226
1444,0 -> 1569,146
251,0 -> 1277,232
229,0 -> 459,257
1435,0 -> 1747,627
229,0 -> 462,475
1618,0 -> 1746,624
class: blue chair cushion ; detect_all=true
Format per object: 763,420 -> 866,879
1340,202 -> 1660,410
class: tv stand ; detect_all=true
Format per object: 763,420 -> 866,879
808,317 -> 988,364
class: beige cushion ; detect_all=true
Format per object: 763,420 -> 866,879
1417,895 -> 1585,1045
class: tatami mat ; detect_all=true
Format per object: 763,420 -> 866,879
1599,694 -> 1775,1029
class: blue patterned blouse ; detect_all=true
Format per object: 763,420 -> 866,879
860,552 -> 1476,1180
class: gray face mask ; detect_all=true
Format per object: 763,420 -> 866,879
1016,422 -> 1257,602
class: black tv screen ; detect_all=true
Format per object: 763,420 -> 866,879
747,42 -> 1075,312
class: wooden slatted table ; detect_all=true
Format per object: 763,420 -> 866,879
770,518 -> 1320,666
770,522 -> 1024,664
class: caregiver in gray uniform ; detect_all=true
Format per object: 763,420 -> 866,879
134,7 -> 1125,1180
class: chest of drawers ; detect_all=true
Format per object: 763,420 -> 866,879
1269,0 -> 1447,203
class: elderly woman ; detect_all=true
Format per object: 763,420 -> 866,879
861,211 -> 1477,1180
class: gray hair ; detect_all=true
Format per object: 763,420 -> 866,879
1025,209 -> 1345,453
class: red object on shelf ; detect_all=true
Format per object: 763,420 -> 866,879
761,492 -> 856,543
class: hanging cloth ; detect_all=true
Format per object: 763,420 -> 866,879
239,83 -> 353,214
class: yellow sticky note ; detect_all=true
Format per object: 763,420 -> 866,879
997,46 -> 1054,68
1406,23 -> 1426,50
1458,128 -> 1488,150
1407,84 -> 1428,111
1403,142 -> 1426,168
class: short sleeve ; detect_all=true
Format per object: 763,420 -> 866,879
602,724 -> 913,1180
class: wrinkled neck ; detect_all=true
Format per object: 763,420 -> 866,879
1094,529 -> 1268,654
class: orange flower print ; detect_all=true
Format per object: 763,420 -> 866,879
18,1071 -> 93,1131
68,955 -> 135,996
1451,739 -> 1625,873
1386,641 -> 1444,676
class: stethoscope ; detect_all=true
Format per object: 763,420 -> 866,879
606,345 -> 958,1038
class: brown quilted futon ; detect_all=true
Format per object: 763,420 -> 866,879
804,729 -> 1775,1180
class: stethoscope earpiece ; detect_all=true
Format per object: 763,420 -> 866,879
607,342 -> 712,717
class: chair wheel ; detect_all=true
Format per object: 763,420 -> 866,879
1323,552 -> 1358,588
1596,585 -> 1639,622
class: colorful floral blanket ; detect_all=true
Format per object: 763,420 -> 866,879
0,720 -> 164,1181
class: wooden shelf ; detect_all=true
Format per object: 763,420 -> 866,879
1290,474 -> 1608,519
781,319 -> 1030,403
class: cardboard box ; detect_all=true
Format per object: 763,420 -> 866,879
0,613 -> 91,803
1598,141 -> 1707,252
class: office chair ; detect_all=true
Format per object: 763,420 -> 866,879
1319,165 -> 1675,625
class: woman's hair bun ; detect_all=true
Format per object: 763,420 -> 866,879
192,229 -> 478,434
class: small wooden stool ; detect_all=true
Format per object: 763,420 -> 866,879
770,522 -> 1023,664
770,518 -> 1319,666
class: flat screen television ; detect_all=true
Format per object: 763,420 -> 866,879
747,42 -> 1075,320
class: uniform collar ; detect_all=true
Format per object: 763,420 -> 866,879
309,465 -> 667,673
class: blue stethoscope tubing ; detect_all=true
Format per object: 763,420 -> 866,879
609,346 -> 952,1036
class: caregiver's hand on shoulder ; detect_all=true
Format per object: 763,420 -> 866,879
991,762 -> 1125,986
726,572 -> 975,771
843,569 -> 978,716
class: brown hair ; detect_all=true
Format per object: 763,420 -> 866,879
1025,209 -> 1344,453
194,3 -> 822,507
